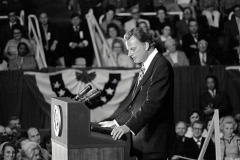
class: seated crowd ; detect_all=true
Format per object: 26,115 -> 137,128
0,116 -> 51,160
0,1 -> 240,69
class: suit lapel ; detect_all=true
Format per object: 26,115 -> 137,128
131,53 -> 160,100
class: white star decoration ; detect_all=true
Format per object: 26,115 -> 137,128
106,88 -> 114,95
112,79 -> 117,84
100,96 -> 107,103
54,81 -> 61,88
58,89 -> 65,97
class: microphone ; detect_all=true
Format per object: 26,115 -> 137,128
74,84 -> 92,101
80,89 -> 102,103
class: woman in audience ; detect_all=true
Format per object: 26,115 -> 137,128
185,110 -> 208,138
21,142 -> 42,160
106,23 -> 122,47
163,38 -> 189,66
220,121 -> 240,160
8,42 -> 37,70
157,24 -> 173,53
100,5 -> 123,36
4,26 -> 34,60
111,38 -> 134,68
1,142 -> 16,160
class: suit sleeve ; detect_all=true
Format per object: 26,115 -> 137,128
125,61 -> 172,134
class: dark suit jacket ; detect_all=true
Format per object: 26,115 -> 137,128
39,22 -> 58,50
115,52 -> 175,159
201,90 -> 231,119
190,52 -> 219,65
185,137 -> 215,160
182,33 -> 208,59
176,19 -> 189,40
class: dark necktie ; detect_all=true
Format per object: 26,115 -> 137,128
197,139 -> 201,149
137,64 -> 145,85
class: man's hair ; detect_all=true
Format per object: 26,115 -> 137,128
205,75 -> 218,90
188,18 -> 198,26
155,6 -> 167,14
192,120 -> 204,128
70,12 -> 81,19
124,27 -> 155,48
8,116 -> 20,124
105,5 -> 116,14
175,121 -> 187,128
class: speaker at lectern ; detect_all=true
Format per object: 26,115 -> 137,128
51,97 -> 135,160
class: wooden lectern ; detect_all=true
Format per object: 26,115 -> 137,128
51,97 -> 135,160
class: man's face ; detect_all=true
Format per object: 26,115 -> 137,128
108,27 -> 117,38
183,8 -> 191,20
234,6 -> 240,18
175,122 -> 187,137
39,13 -> 48,25
189,21 -> 198,34
8,12 -> 16,23
192,123 -> 203,139
71,16 -> 80,27
0,126 -> 6,136
131,8 -> 140,20
9,119 -> 21,129
206,77 -> 215,90
28,128 -> 41,144
157,10 -> 166,20
106,10 -> 114,21
198,40 -> 208,53
126,36 -> 148,64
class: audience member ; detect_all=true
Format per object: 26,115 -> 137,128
100,5 -> 123,36
220,0 -> 240,16
157,24 -> 173,53
184,120 -> 215,160
199,0 -> 220,29
39,12 -> 59,67
124,6 -> 150,32
102,0 -> 127,13
177,0 -> 197,18
27,128 -> 51,160
0,54 -> 7,71
16,138 -> 30,160
175,7 -> 192,41
201,75 -> 231,120
8,42 -> 37,70
163,38 -> 189,66
1,142 -> 16,160
0,10 -> 21,49
21,142 -> 42,160
220,121 -> 240,159
190,39 -> 219,65
235,113 -> 240,137
4,26 -> 34,60
106,23 -> 122,47
40,133 -> 51,155
0,126 -> 7,144
151,6 -> 171,38
171,121 -> 188,160
185,110 -> 207,138
182,19 -> 208,59
111,38 -> 134,68
64,13 -> 93,67
224,5 -> 240,64
8,116 -> 21,133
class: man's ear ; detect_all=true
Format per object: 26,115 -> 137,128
145,42 -> 150,51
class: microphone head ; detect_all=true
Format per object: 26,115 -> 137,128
84,89 -> 102,102
74,84 -> 92,100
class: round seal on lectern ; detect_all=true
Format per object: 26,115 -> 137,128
53,105 -> 62,137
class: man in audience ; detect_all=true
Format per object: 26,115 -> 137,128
182,19 -> 207,60
64,13 -> 93,67
190,39 -> 219,65
39,12 -> 59,67
171,121 -> 188,160
8,116 -> 21,132
185,120 -> 215,160
0,10 -> 21,49
124,6 -> 150,32
27,127 -> 51,160
224,5 -> 240,64
201,75 -> 231,120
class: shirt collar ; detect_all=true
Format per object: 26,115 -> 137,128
143,48 -> 158,74
193,136 -> 202,143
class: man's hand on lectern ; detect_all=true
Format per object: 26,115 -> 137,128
111,125 -> 130,140
99,121 -> 116,129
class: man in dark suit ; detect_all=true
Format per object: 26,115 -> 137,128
64,13 -> 93,67
224,5 -> 240,64
185,120 -> 215,160
39,12 -> 59,67
100,27 -> 175,160
190,39 -> 219,66
182,19 -> 208,60
201,75 -> 231,120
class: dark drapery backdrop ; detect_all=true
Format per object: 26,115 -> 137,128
0,66 -> 239,129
